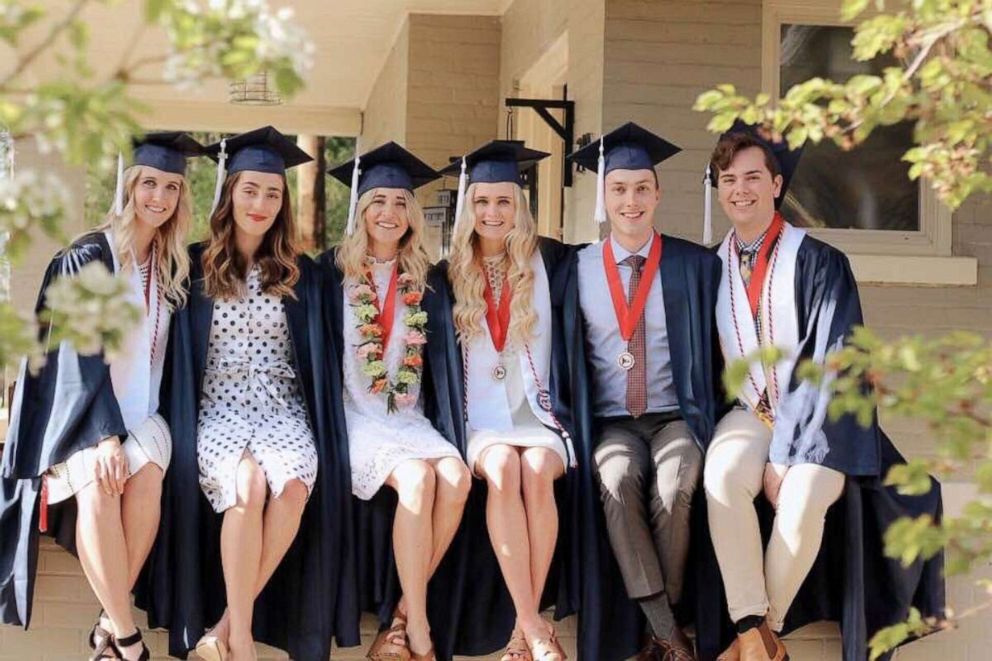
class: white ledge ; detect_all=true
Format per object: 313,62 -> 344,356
848,254 -> 978,287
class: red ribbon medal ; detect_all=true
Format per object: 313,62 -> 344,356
483,274 -> 512,353
602,232 -> 663,341
368,262 -> 399,352
740,212 -> 785,318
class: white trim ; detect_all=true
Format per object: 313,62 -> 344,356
848,254 -> 977,287
762,0 -> 956,266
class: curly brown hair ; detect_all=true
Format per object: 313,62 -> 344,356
201,171 -> 300,301
709,132 -> 781,180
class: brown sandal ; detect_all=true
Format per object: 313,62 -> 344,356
501,628 -> 533,661
529,625 -> 567,661
367,614 -> 411,661
410,644 -> 436,661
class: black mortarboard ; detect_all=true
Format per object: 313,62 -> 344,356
206,125 -> 312,176
132,132 -> 204,176
567,121 -> 681,173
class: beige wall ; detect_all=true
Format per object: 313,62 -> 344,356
500,0 -> 605,243
362,20 -> 411,151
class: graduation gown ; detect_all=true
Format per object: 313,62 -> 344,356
713,235 -> 945,660
134,243 -> 361,660
0,232 -> 127,628
418,237 -> 604,660
556,234 -> 726,660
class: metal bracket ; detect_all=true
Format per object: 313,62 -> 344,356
505,96 -> 575,186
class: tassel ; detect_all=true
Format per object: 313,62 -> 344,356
703,164 -> 713,245
113,152 -> 125,216
209,139 -> 228,217
452,156 -> 468,234
345,153 -> 361,236
593,137 -> 606,224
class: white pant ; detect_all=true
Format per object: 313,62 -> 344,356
704,408 -> 844,630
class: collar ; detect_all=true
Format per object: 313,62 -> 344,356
608,232 -> 654,265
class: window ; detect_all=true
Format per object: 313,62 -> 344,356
762,1 -> 974,285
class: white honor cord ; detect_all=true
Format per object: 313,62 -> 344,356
593,137 -> 606,224
703,164 -> 713,245
210,138 -> 228,217
452,156 -> 468,234
113,152 -> 125,216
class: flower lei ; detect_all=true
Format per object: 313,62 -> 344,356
349,270 -> 428,413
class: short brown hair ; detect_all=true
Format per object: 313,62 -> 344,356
709,132 -> 781,180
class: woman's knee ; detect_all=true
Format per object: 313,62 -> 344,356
434,457 -> 471,504
520,448 -> 563,498
75,481 -> 120,518
274,478 -> 308,515
124,464 -> 164,500
479,445 -> 521,494
235,458 -> 268,510
390,460 -> 437,506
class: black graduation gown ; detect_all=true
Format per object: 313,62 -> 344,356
419,237 -> 611,660
133,244 -> 361,660
711,236 -> 945,661
556,234 -> 727,660
0,232 -> 127,628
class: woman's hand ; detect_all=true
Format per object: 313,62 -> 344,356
763,462 -> 788,509
94,436 -> 127,496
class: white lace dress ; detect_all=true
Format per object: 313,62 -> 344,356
343,259 -> 461,501
196,267 -> 318,513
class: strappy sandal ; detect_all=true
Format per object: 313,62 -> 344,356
367,614 -> 412,661
529,625 -> 567,661
501,628 -> 533,661
195,627 -> 229,661
410,642 -> 436,661
113,629 -> 150,661
88,610 -> 119,661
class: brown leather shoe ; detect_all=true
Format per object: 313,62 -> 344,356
716,637 -> 740,661
738,622 -> 787,661
657,626 -> 696,661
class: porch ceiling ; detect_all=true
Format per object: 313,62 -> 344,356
3,0 -> 508,134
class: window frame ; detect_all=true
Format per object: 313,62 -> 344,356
762,0 -> 954,259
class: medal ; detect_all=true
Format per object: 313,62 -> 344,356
492,364 -> 506,380
538,389 -> 552,412
617,351 -> 635,371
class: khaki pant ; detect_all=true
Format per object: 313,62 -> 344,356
593,412 -> 703,601
704,408 -> 845,630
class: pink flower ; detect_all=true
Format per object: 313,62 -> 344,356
360,323 -> 384,337
402,290 -> 423,306
349,284 -> 375,302
404,330 -> 427,346
394,392 -> 416,408
357,343 -> 382,359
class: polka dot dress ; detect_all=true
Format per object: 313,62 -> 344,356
196,266 -> 318,513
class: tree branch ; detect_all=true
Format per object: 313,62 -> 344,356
0,0 -> 90,87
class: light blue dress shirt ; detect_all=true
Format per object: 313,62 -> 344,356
577,235 -> 679,418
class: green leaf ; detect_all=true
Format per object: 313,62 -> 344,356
841,0 -> 872,22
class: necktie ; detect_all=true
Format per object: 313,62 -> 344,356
622,254 -> 647,418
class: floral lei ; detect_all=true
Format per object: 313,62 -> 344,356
348,270 -> 428,413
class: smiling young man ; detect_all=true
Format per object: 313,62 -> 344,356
704,122 -> 944,661
559,123 -> 723,661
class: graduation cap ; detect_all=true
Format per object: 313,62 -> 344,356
702,120 -> 805,243
438,140 -> 550,233
113,132 -> 205,216
205,126 -> 313,214
328,141 -> 440,236
566,122 -> 681,225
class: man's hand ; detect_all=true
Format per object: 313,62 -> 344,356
94,436 -> 127,496
763,462 -> 788,509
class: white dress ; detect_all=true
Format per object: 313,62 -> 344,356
343,259 -> 460,501
196,267 -> 318,513
463,254 -> 568,475
45,232 -> 173,503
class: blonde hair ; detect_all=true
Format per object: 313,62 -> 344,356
336,188 -> 431,291
202,171 -> 301,301
93,165 -> 192,309
448,182 -> 538,348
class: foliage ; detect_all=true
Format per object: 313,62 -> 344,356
0,0 -> 313,365
694,0 -> 992,210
